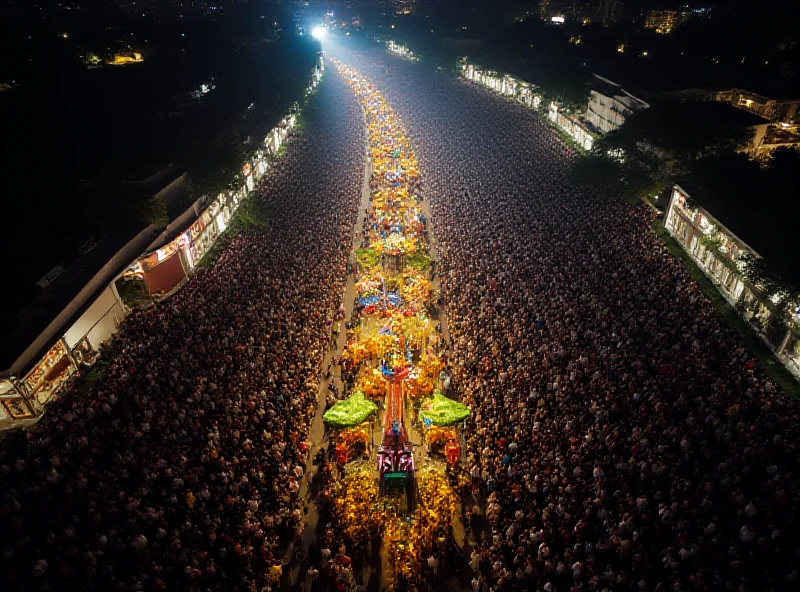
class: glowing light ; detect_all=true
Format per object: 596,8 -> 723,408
311,26 -> 327,40
551,16 -> 565,24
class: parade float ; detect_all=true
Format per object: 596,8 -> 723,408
322,59 -> 470,587
323,392 -> 378,464
419,392 -> 470,466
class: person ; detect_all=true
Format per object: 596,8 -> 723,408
427,554 -> 439,579
4,42 -> 799,592
470,548 -> 480,572
305,566 -> 319,592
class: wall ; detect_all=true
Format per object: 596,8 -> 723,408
63,284 -> 126,351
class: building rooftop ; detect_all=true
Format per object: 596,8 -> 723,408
673,100 -> 770,128
0,169 -> 196,375
0,225 -> 154,375
619,100 -> 769,150
590,74 -> 648,111
591,56 -> 800,104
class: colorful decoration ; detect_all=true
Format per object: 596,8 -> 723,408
323,392 -> 378,429
383,466 -> 458,580
420,392 -> 471,426
405,354 -> 443,398
331,462 -> 382,542
331,60 -> 462,582
339,423 -> 371,447
426,426 -> 457,448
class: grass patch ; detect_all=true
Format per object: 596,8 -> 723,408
653,219 -> 800,398
547,120 -> 585,154
195,229 -> 233,270
194,195 -> 270,270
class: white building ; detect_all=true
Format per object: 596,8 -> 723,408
586,74 -> 649,134
665,185 -> 800,379
548,103 -> 595,151
461,62 -> 542,110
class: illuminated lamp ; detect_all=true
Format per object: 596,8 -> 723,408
311,26 -> 327,40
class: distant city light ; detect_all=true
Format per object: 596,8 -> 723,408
311,26 -> 327,40
551,16 -> 565,24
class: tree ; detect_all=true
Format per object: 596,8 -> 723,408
186,143 -> 245,198
139,195 -> 169,227
572,141 -> 664,203
739,253 -> 796,303
603,103 -> 753,171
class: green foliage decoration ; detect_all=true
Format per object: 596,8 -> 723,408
323,392 -> 378,429
356,248 -> 381,268
419,392 -> 471,426
406,250 -> 431,271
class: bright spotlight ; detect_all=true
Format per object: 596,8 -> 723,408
311,26 -> 327,40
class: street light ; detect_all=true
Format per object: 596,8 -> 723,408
311,26 -> 327,40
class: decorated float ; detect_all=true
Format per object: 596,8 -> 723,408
419,391 -> 470,465
325,59 -> 471,585
323,392 -> 378,464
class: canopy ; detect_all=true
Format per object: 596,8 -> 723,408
419,392 -> 471,426
323,392 -> 378,429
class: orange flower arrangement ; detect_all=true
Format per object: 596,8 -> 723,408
359,369 -> 386,399
339,423 -> 371,447
426,426 -> 457,448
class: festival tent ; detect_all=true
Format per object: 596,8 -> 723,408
323,392 -> 378,429
419,392 -> 471,426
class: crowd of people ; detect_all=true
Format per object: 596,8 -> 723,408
0,70 -> 366,591
329,45 -> 800,592
3,41 -> 800,592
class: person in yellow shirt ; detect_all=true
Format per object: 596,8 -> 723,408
268,563 -> 282,583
